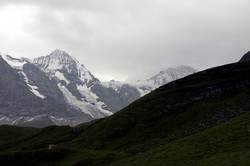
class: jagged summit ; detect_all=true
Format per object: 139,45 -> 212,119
239,51 -> 250,62
33,49 -> 99,85
48,49 -> 79,63
33,49 -> 78,71
50,49 -> 70,56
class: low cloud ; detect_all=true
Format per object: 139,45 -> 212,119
0,0 -> 249,81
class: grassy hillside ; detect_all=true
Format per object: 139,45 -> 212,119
1,61 -> 250,165
0,125 -> 81,152
0,125 -> 38,151
110,112 -> 250,166
70,62 -> 250,152
1,110 -> 250,165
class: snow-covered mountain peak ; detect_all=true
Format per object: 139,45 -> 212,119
33,49 -> 78,71
48,49 -> 79,63
147,65 -> 197,88
33,49 -> 99,86
51,49 -> 70,56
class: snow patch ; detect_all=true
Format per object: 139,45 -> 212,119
58,84 -> 111,118
55,71 -> 70,84
50,116 -> 73,126
77,63 -> 95,83
2,55 -> 26,70
11,117 -> 23,125
77,84 -> 113,116
23,117 -> 35,122
21,72 -> 46,99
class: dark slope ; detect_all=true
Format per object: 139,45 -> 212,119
70,61 -> 250,152
111,112 -> 250,166
239,51 -> 250,62
0,125 -> 38,151
1,110 -> 250,166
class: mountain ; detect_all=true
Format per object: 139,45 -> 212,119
33,49 -> 99,87
32,50 -> 142,113
0,49 -> 196,127
134,65 -> 197,93
0,51 -> 249,165
0,54 -> 91,127
146,65 -> 197,88
33,50 -> 112,118
91,65 -> 197,109
0,50 -> 142,127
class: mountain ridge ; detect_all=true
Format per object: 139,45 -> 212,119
0,49 -> 196,127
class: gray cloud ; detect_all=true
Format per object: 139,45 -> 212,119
0,0 -> 249,81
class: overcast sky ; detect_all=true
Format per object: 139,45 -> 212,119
0,0 -> 249,81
